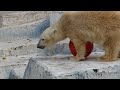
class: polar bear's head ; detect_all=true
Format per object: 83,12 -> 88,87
37,23 -> 67,49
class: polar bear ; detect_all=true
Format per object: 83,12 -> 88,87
37,11 -> 120,61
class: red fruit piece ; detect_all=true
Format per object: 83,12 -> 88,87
69,41 -> 93,57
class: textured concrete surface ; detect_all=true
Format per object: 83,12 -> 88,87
24,52 -> 120,79
0,19 -> 50,42
0,11 -> 21,15
50,11 -> 63,25
0,65 -> 26,79
8,66 -> 27,79
0,53 -> 41,79
0,11 -> 48,27
0,38 -> 70,57
0,54 -> 29,79
9,69 -> 21,79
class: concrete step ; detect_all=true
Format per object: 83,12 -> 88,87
23,52 -> 120,79
0,19 -> 50,42
0,11 -> 48,28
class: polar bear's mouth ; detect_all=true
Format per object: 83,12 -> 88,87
37,45 -> 45,49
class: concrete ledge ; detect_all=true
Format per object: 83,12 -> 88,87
23,52 -> 120,79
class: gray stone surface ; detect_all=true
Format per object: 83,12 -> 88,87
0,64 -> 27,79
0,11 -> 48,27
0,39 -> 70,57
0,54 -> 32,79
0,11 -> 21,15
0,19 -> 50,42
8,66 -> 26,79
50,11 -> 63,25
0,68 -> 8,79
23,52 -> 120,79
9,69 -> 21,79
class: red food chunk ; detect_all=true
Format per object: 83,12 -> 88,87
69,41 -> 93,57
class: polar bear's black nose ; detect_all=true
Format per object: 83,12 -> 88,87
37,44 -> 45,49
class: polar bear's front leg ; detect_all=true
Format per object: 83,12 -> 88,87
72,39 -> 86,61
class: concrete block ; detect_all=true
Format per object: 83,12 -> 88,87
23,52 -> 120,79
8,65 -> 26,79
0,54 -> 30,79
9,69 -> 21,79
0,64 -> 27,79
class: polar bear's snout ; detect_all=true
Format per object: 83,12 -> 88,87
37,37 -> 46,49
37,44 -> 45,49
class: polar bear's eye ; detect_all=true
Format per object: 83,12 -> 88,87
41,39 -> 45,41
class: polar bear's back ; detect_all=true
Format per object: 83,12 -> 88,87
59,11 -> 120,33
57,11 -> 120,43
